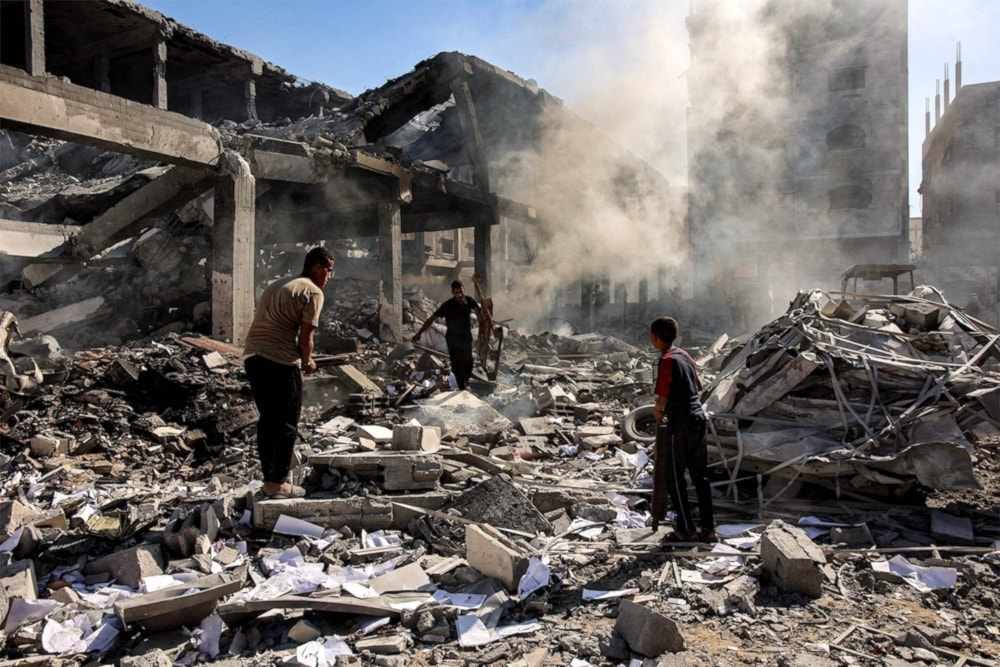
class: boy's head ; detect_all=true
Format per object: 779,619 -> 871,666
649,316 -> 679,350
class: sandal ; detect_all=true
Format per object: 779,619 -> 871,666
700,530 -> 719,543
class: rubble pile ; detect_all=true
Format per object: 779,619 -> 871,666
702,287 -> 1000,504
1,291 -> 1000,666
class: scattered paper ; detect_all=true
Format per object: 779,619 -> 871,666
518,557 -> 550,599
582,588 -> 639,601
432,590 -> 487,609
873,555 -> 958,592
274,515 -> 325,539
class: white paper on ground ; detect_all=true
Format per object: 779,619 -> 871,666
432,590 -> 486,609
274,515 -> 325,539
296,636 -> 353,666
141,572 -> 202,593
582,588 -> 639,601
358,616 -> 391,635
456,615 -> 493,647
873,555 -> 958,592
196,614 -> 223,657
342,581 -> 378,599
5,598 -> 61,633
518,556 -> 550,599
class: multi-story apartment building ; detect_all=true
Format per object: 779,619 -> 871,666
687,0 -> 909,322
921,80 -> 1000,318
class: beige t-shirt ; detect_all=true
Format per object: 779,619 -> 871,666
243,276 -> 324,365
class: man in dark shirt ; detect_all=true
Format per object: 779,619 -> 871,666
649,316 -> 716,543
412,280 -> 481,390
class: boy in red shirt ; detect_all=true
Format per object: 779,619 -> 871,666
649,316 -> 716,542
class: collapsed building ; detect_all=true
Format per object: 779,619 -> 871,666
1,1 -> 1000,666
1,0 -> 683,349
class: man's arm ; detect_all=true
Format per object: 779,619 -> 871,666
299,322 -> 317,374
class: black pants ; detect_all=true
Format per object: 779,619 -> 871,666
244,355 -> 302,484
447,340 -> 474,389
657,415 -> 714,534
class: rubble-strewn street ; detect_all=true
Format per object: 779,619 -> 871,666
2,282 -> 999,666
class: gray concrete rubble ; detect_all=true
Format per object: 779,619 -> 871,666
0,294 -> 999,665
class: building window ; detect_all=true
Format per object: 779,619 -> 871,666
826,124 -> 866,150
438,237 -> 455,256
829,185 -> 872,210
829,67 -> 866,92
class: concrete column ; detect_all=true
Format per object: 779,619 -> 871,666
24,0 -> 45,76
639,277 -> 649,305
212,152 -> 256,345
152,38 -> 167,110
94,55 -> 110,93
474,223 -> 492,293
378,200 -> 402,342
244,79 -> 258,122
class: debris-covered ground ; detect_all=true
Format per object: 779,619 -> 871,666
2,279 -> 999,667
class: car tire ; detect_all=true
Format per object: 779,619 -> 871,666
622,404 -> 657,444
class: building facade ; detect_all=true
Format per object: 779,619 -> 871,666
920,81 -> 1000,319
687,0 -> 908,322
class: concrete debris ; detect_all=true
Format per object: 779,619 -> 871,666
0,250 -> 999,665
701,288 -> 1000,501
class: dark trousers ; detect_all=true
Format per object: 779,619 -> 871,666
244,355 -> 302,484
655,415 -> 714,534
447,340 -> 474,389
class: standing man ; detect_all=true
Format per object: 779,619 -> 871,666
243,246 -> 335,499
649,316 -> 716,543
412,280 -> 481,390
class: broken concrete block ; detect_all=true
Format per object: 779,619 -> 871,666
759,520 -> 827,598
0,560 -> 37,601
392,423 -> 441,452
135,227 -> 183,273
119,649 -> 175,667
889,302 -> 940,330
930,510 -> 974,546
614,599 -> 685,656
357,424 -> 393,444
252,496 -> 393,532
29,431 -> 73,457
446,475 -> 551,534
355,635 -> 408,654
310,452 -> 442,491
85,544 -> 166,589
465,524 -> 529,593
412,391 -> 511,439
329,364 -> 384,396
0,501 -> 33,540
287,619 -> 322,643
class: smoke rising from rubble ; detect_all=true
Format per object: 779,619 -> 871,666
485,0 -> 907,331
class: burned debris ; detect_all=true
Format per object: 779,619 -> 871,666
1,281 -> 999,665
1,1 -> 999,665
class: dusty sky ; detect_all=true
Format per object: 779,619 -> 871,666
139,0 -> 999,218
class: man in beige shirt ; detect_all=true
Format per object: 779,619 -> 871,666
244,247 -> 335,498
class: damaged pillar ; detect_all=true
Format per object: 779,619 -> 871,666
24,0 -> 45,76
212,151 -> 256,345
378,200 -> 402,342
474,223 -> 492,290
152,37 -> 167,110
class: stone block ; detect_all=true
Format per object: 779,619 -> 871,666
0,501 -> 33,540
310,452 -> 441,491
759,520 -> 827,598
355,635 -> 408,654
614,599 -> 685,656
465,524 -> 529,592
29,431 -> 73,457
0,560 -> 37,601
253,496 -> 393,532
85,544 -> 166,589
392,423 -> 441,452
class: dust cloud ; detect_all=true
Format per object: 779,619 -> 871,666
486,0 -> 908,332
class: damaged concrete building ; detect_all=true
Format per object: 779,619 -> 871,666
919,63 -> 1000,321
686,0 -> 910,327
2,2 -> 1000,666
0,0 -> 680,348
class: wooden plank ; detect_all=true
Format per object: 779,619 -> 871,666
0,64 -> 222,168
